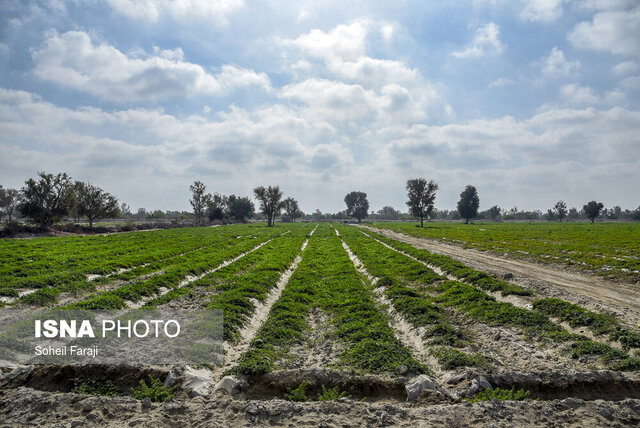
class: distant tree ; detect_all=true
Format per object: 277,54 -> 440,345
149,210 -> 166,220
207,193 -> 226,221
633,205 -> 640,221
567,207 -> 580,220
406,178 -> 438,227
554,200 -> 568,222
74,181 -> 120,227
120,202 -> 131,217
377,206 -> 402,220
226,195 -> 255,221
19,172 -> 74,228
457,185 -> 480,224
282,197 -> 303,222
487,205 -> 502,221
253,185 -> 283,227
135,208 -> 148,220
583,201 -> 604,224
0,186 -> 20,223
344,191 -> 369,223
189,181 -> 212,225
545,209 -> 556,221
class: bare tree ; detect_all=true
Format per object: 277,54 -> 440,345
554,200 -> 568,222
406,178 -> 438,227
75,181 -> 120,227
253,185 -> 283,227
189,181 -> 212,226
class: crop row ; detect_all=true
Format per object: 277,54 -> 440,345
144,224 -> 314,342
342,225 -> 640,371
335,224 -> 490,371
0,225 -> 268,294
362,227 -> 640,351
231,224 -> 426,376
10,226 -> 284,309
370,222 -> 640,283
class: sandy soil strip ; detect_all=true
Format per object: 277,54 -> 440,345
334,228 -> 442,376
361,225 -> 640,328
213,225 -> 318,379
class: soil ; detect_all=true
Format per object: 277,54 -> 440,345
361,225 -> 640,329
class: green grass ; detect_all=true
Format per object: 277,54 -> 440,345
467,387 -> 530,402
430,347 -> 490,369
133,376 -> 177,402
71,378 -> 120,396
370,221 -> 640,283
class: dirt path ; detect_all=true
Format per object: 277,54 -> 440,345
360,225 -> 640,328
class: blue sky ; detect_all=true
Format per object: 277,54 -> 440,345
1,0 -> 639,213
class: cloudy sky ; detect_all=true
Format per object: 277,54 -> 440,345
1,0 -> 639,214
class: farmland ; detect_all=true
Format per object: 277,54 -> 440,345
1,222 -> 640,426
370,221 -> 640,283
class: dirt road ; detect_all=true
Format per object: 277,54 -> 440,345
360,225 -> 640,328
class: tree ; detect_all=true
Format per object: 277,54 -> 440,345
282,197 -> 303,222
207,193 -> 226,221
19,172 -> 74,228
377,206 -> 401,220
120,203 -> 131,217
487,205 -> 501,221
583,201 -> 604,224
457,185 -> 479,224
226,195 -> 255,221
253,185 -> 283,227
554,200 -> 567,222
75,181 -> 120,227
406,178 -> 438,227
0,186 -> 20,223
189,181 -> 212,225
344,191 -> 369,223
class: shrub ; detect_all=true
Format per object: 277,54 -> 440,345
133,376 -> 177,402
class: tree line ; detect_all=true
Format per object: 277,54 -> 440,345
188,181 -> 303,227
0,172 -> 119,228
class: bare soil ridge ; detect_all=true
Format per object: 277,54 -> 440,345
361,225 -> 640,328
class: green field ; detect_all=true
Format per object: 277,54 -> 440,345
1,222 -> 638,378
369,221 -> 640,282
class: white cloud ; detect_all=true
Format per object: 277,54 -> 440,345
541,47 -> 580,76
569,6 -> 640,57
452,23 -> 504,58
520,0 -> 566,22
613,60 -> 639,75
559,84 -> 599,105
286,21 -> 368,62
107,0 -> 245,25
32,31 -> 270,102
489,77 -> 515,87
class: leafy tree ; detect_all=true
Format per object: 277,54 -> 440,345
207,193 -> 226,221
457,185 -> 479,224
19,172 -> 74,228
135,208 -> 148,220
0,186 -> 20,223
406,178 -> 438,227
148,210 -> 166,220
189,181 -> 212,225
583,201 -> 604,224
226,194 -> 255,221
75,181 -> 120,227
344,191 -> 369,223
554,200 -> 568,222
377,206 -> 402,220
282,197 -> 303,222
567,207 -> 580,220
253,185 -> 283,227
487,205 -> 501,221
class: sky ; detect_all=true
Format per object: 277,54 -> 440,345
0,0 -> 639,214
